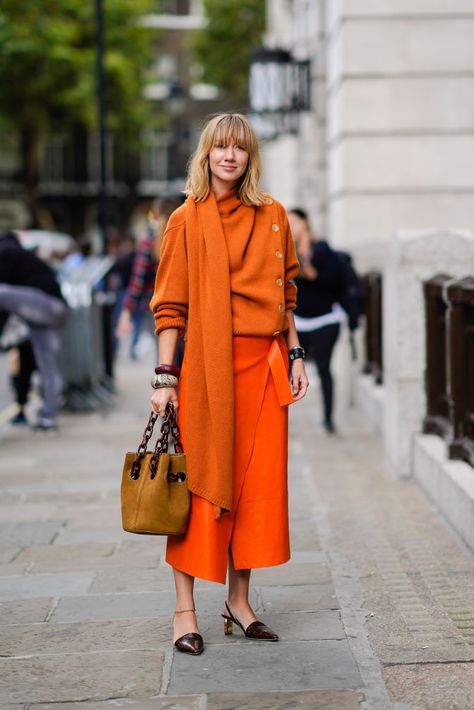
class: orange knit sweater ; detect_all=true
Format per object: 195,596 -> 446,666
149,190 -> 298,513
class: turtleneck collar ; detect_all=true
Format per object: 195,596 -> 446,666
215,187 -> 242,218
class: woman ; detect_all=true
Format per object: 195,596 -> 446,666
150,113 -> 309,656
288,208 -> 349,434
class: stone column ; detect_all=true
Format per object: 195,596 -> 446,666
383,229 -> 474,478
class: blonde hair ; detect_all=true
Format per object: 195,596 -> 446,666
185,113 -> 266,207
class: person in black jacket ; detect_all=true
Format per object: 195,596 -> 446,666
289,209 -> 356,434
0,232 -> 68,431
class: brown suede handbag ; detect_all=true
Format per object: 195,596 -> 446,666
121,403 -> 190,535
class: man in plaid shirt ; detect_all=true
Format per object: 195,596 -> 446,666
117,197 -> 183,358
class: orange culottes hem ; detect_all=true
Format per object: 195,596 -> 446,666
166,335 -> 291,584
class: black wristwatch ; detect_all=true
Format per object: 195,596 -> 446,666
289,346 -> 306,364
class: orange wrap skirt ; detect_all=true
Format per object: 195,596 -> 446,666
166,335 -> 291,584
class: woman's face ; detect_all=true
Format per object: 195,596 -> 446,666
208,136 -> 249,191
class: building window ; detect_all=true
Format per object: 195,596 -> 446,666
88,134 -> 115,182
40,135 -> 68,182
0,134 -> 20,178
140,131 -> 171,181
156,0 -> 190,14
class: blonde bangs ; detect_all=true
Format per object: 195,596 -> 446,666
185,113 -> 266,207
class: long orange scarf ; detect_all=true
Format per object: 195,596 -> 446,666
183,192 -> 235,516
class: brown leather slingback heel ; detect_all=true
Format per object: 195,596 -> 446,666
221,601 -> 279,641
174,608 -> 204,655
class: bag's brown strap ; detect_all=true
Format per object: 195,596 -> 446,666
149,403 -> 183,477
130,411 -> 158,479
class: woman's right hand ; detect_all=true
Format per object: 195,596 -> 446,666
150,386 -> 179,417
117,309 -> 132,338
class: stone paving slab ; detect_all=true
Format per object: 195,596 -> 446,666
167,639 -> 362,695
0,503 -> 56,522
204,609 -> 345,643
0,607 -> 342,659
7,541 -> 161,573
252,561 -> 331,586
51,588 -> 260,623
1,618 -> 171,656
31,697 -> 201,709
206,689 -> 365,709
0,571 -> 95,601
0,597 -> 54,624
0,650 -> 164,705
90,567 -> 176,594
260,583 -> 339,612
40,503 -> 121,526
53,527 -> 132,545
0,546 -> 19,564
0,521 -> 63,547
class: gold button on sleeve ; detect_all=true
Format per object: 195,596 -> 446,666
272,223 -> 280,232
276,278 -> 283,287
275,250 -> 283,259
278,304 -> 284,313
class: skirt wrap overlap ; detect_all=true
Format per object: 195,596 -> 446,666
166,335 -> 291,583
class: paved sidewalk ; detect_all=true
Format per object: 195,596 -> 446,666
1,354 -> 474,709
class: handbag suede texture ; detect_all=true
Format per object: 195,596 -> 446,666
121,451 -> 190,535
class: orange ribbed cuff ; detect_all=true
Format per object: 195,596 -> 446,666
154,316 -> 186,336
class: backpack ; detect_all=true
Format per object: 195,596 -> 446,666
335,251 -> 365,331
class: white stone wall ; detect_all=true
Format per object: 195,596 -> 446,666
262,0 -> 474,250
325,2 -> 474,249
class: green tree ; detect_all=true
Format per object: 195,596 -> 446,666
0,0 -> 155,226
191,0 -> 265,107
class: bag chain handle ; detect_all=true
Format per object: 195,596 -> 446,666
149,402 -> 183,478
130,411 -> 157,480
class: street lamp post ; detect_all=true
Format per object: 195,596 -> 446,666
94,0 -> 114,380
94,0 -> 107,251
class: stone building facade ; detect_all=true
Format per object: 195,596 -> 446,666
259,0 -> 474,551
261,0 -> 474,257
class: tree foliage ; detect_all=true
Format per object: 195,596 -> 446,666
0,0 -> 155,140
191,0 -> 265,107
0,0 -> 156,225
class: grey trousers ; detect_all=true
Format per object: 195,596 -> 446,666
0,285 -> 68,420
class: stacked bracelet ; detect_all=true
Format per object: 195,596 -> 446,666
151,372 -> 179,389
288,346 -> 306,364
155,364 -> 180,378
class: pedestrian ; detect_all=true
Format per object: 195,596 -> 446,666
10,340 -> 37,425
0,315 -> 36,425
0,231 -> 68,431
288,208 -> 358,434
117,196 -> 183,362
109,233 -> 136,357
149,112 -> 309,655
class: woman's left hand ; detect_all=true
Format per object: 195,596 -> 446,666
290,359 -> 309,401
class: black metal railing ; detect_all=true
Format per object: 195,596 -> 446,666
447,277 -> 474,467
362,271 -> 383,384
423,274 -> 474,467
423,274 -> 452,439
